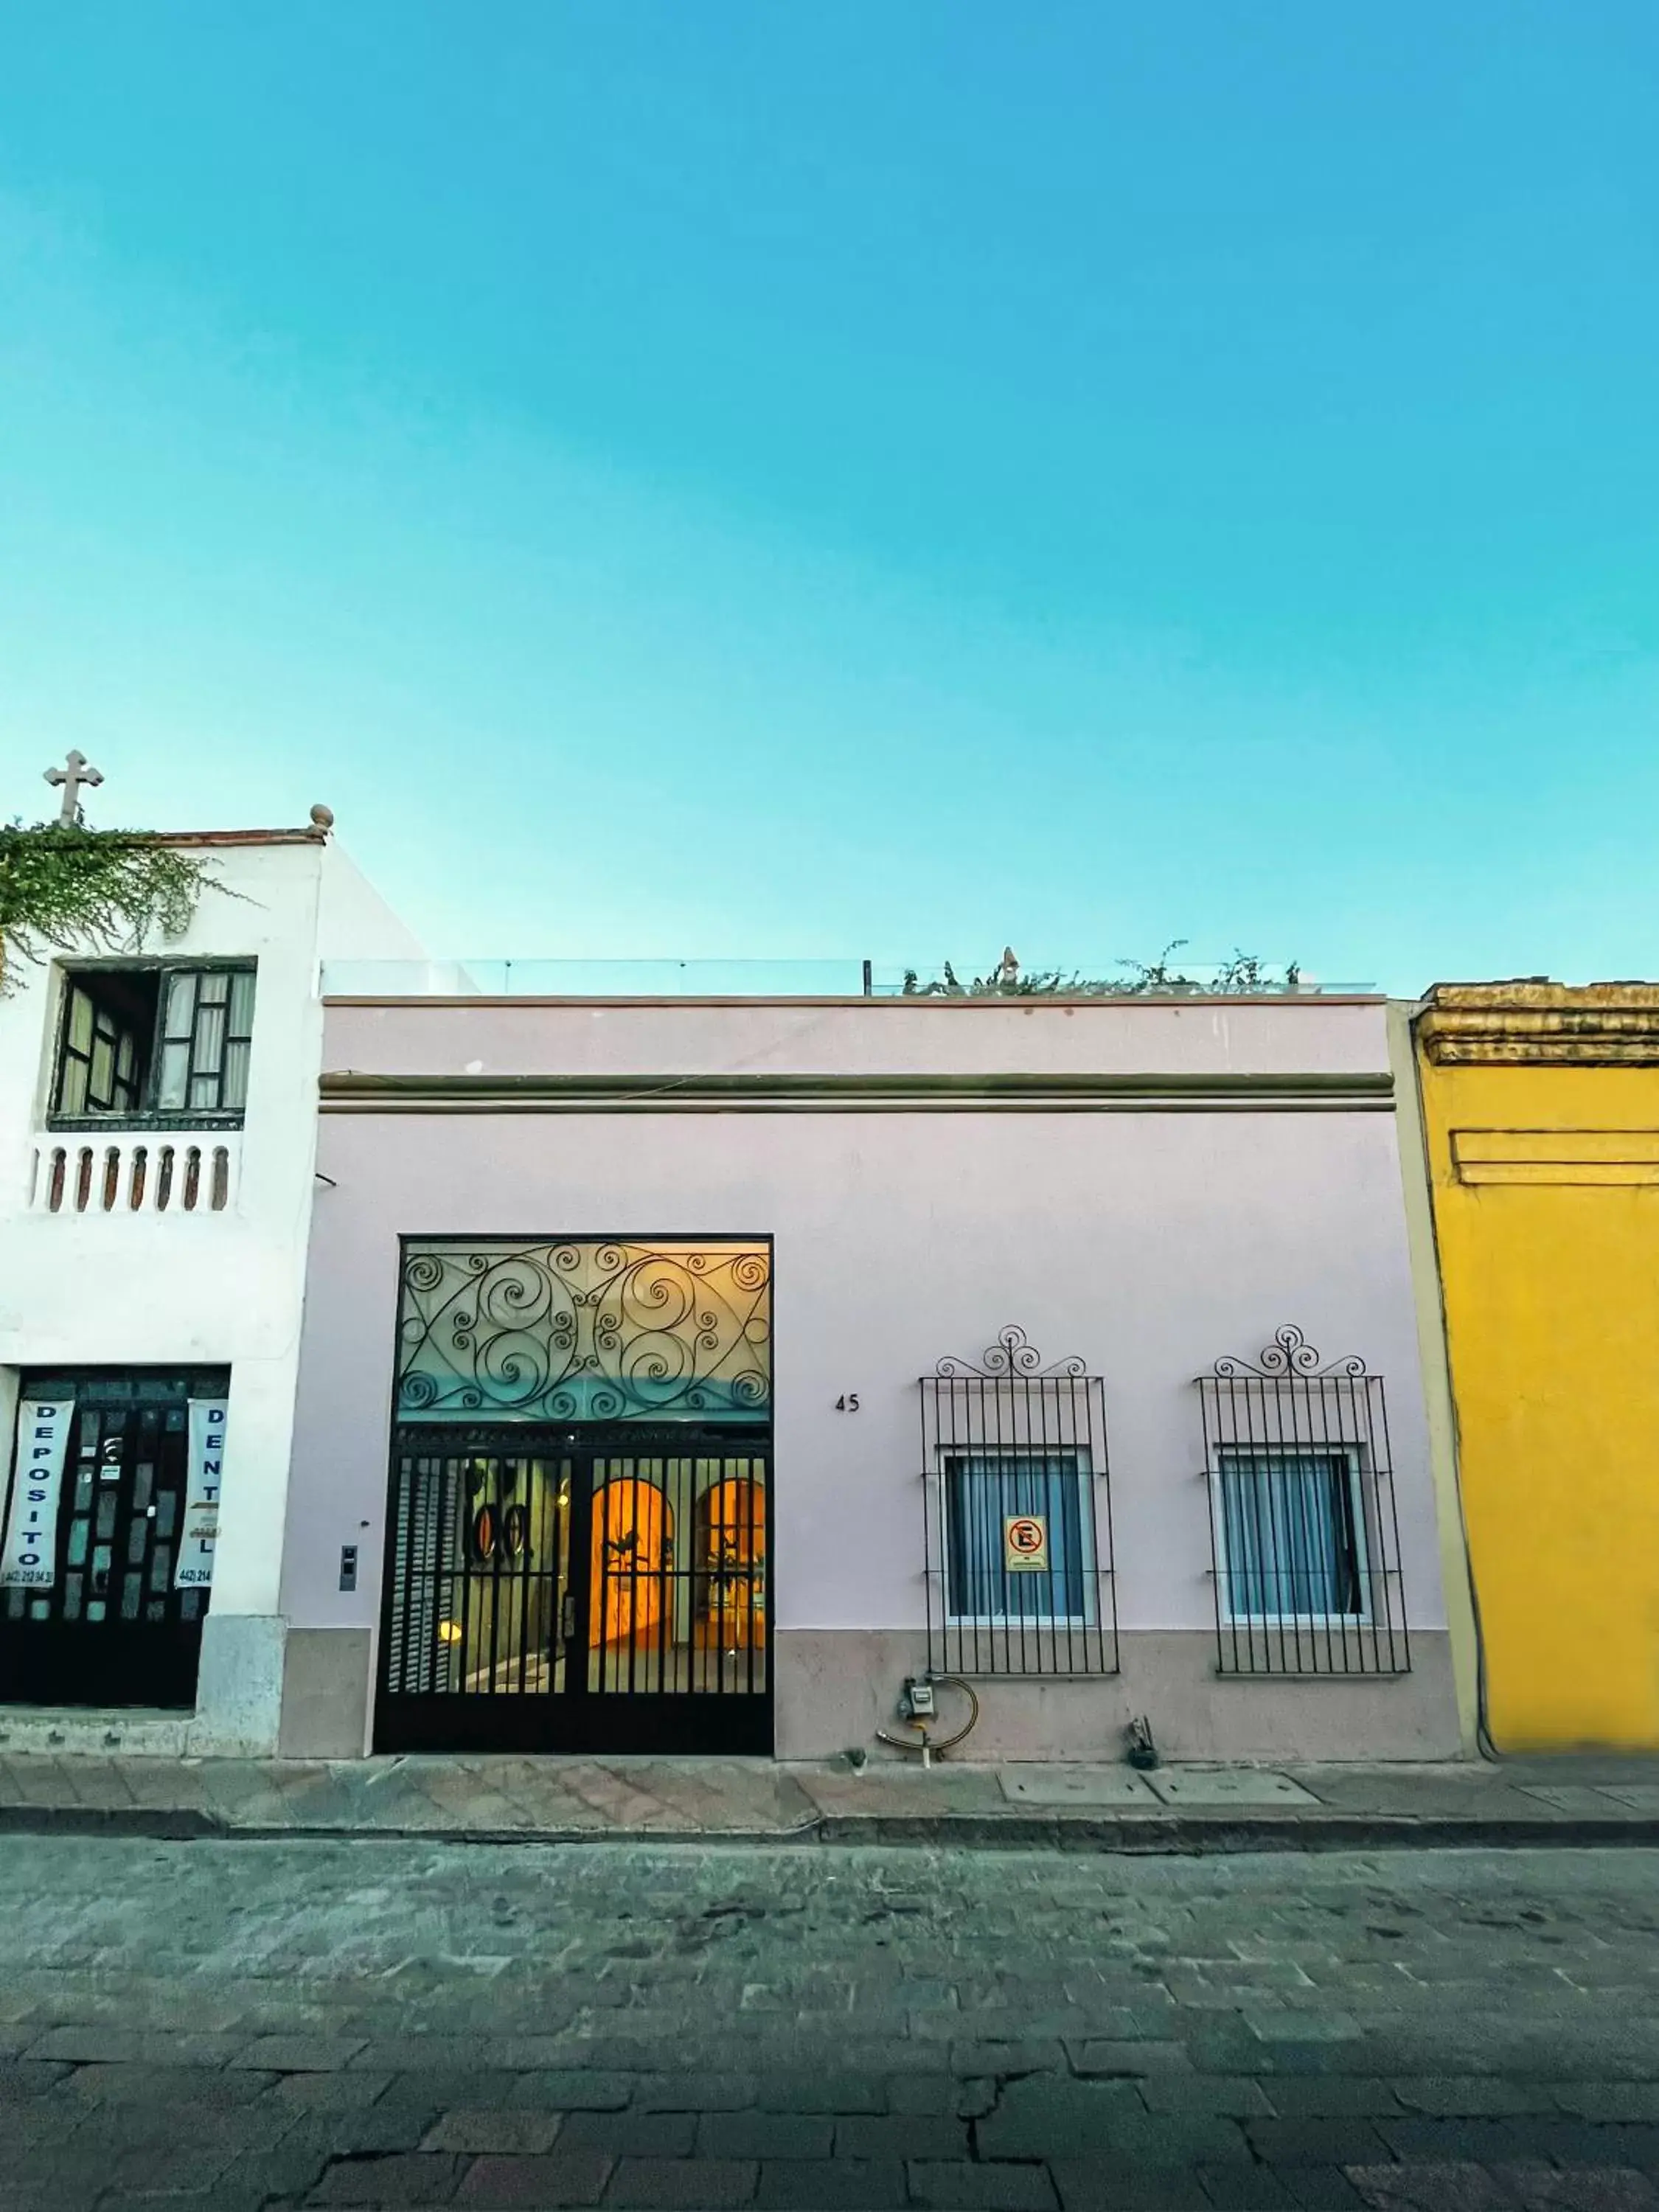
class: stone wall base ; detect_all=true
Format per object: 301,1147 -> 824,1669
775,1628 -> 1465,1764
277,1627 -> 373,1758
268,1621 -> 1464,1764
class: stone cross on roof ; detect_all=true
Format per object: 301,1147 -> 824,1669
44,750 -> 103,824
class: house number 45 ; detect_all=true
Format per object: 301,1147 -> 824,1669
835,1394 -> 860,1412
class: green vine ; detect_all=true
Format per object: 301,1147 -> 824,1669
0,819 -> 215,994
901,941 -> 1302,998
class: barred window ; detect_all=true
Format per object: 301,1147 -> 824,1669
921,1326 -> 1116,1677
1197,1326 -> 1408,1677
51,965 -> 257,1127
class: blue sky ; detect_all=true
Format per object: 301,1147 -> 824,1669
1,2 -> 1655,991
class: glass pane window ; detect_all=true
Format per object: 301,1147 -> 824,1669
194,1002 -> 227,1071
1216,1449 -> 1367,1622
157,1042 -> 191,1110
227,968 -> 257,1034
942,1453 -> 1096,1624
163,970 -> 198,1037
155,964 -> 255,1114
52,964 -> 256,1121
52,976 -> 152,1116
222,1040 -> 251,1110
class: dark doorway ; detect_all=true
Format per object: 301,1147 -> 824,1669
375,1425 -> 771,1754
0,1371 -> 224,1710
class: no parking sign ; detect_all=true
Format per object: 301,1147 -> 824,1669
1003,1514 -> 1049,1573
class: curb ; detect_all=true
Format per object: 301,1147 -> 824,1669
811,1812 -> 1659,1853
7,1805 -> 1659,1852
0,1805 -> 221,1840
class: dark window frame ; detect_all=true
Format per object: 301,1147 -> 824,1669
46,961 -> 257,1132
54,975 -> 146,1119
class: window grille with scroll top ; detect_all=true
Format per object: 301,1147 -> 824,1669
919,1326 -> 1116,1678
1196,1325 -> 1409,1677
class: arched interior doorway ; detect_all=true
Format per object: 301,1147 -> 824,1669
378,1433 -> 772,1753
590,1476 -> 672,1646
695,1476 -> 766,1648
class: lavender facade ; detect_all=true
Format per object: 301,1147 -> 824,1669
277,989 -> 1464,1764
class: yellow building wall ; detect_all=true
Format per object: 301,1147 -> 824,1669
1419,1023 -> 1659,1749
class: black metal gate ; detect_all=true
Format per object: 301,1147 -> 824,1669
375,1424 -> 772,1753
0,1372 -> 220,1710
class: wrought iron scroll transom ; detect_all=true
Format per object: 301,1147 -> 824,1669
397,1241 -> 771,1423
1196,1323 -> 1408,1679
920,1324 -> 1116,1680
1211,1324 -> 1368,1382
934,1324 -> 1089,1382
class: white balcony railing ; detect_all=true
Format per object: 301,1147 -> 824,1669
28,1130 -> 240,1217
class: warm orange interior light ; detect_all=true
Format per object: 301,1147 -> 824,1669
591,1477 -> 671,1646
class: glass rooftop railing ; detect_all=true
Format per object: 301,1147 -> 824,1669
321,958 -> 1374,998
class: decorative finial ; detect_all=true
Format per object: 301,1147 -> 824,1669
44,750 -> 103,825
310,804 -> 335,830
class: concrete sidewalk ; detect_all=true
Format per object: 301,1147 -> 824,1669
6,1739 -> 1659,1849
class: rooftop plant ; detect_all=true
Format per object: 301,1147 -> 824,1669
900,942 -> 1301,997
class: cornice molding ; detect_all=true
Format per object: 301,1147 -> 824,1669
159,828 -> 329,847
319,1069 -> 1394,1115
1419,984 -> 1659,1066
322,992 -> 1384,1010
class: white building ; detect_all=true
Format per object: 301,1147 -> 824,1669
0,799 -> 420,1753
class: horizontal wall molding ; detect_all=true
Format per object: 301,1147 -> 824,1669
1420,987 -> 1659,1066
324,992 -> 1385,1011
319,1070 -> 1394,1116
1453,1128 -> 1659,1186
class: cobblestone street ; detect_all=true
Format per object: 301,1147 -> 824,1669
4,1836 -> 1659,2211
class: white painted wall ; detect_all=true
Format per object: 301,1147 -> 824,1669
316,845 -> 430,967
0,830 -> 418,1750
